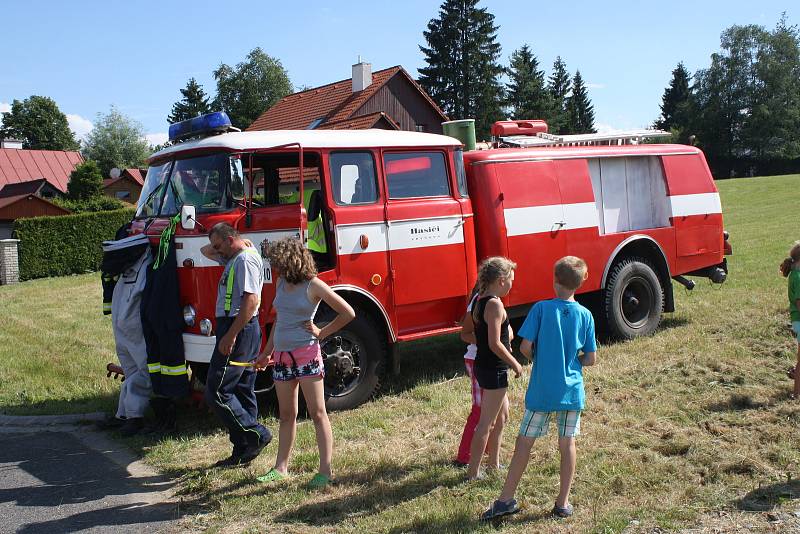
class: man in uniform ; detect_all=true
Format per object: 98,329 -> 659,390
201,222 -> 272,467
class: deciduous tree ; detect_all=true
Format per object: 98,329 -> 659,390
213,48 -> 292,130
66,160 -> 104,201
82,107 -> 150,178
0,95 -> 80,150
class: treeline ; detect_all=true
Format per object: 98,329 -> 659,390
654,15 -> 800,177
418,0 -> 595,140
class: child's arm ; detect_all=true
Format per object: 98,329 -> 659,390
485,299 -> 523,377
460,311 -> 477,345
580,351 -> 597,367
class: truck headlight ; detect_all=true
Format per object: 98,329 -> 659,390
200,318 -> 212,336
183,305 -> 196,327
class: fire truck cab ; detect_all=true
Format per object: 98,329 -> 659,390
132,113 -> 729,410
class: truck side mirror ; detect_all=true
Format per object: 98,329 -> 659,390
181,205 -> 196,230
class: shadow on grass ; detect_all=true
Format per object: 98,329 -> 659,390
707,392 -> 766,412
386,334 -> 469,395
736,479 -> 800,511
0,391 -> 119,416
385,511 -> 481,534
271,459 -> 465,527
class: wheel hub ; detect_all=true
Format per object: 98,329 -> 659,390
322,336 -> 360,396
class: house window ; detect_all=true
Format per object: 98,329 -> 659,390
116,190 -> 131,200
307,117 -> 325,130
415,124 -> 426,132
384,151 -> 450,199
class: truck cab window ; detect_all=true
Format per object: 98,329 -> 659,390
330,152 -> 378,205
384,151 -> 450,199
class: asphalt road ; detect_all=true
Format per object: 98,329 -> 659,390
0,417 -> 178,534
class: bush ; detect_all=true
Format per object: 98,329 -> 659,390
13,208 -> 136,280
52,196 -> 126,213
66,160 -> 104,200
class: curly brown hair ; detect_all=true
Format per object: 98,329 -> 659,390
266,237 -> 317,284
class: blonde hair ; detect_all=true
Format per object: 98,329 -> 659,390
266,237 -> 317,284
476,256 -> 517,295
780,241 -> 800,277
554,256 -> 588,290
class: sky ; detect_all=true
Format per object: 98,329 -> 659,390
0,1 -> 796,147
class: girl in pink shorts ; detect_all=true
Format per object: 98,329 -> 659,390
256,238 -> 355,487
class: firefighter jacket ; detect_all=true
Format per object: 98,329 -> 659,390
100,228 -> 149,315
112,248 -> 152,419
140,240 -> 190,398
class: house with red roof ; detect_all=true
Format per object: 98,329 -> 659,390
0,141 -> 82,238
102,168 -> 146,204
247,63 -> 449,134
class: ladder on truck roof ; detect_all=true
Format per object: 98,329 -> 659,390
498,129 -> 671,148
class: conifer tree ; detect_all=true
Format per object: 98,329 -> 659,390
655,62 -> 692,136
546,56 -> 571,134
418,0 -> 505,139
565,70 -> 596,133
168,78 -> 212,124
506,44 -> 552,121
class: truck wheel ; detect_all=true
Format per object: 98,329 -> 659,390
316,307 -> 387,411
603,257 -> 663,339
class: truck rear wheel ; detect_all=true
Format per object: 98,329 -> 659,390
603,257 -> 663,339
317,307 -> 387,411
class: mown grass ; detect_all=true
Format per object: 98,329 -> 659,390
0,273 -> 118,414
2,174 -> 800,532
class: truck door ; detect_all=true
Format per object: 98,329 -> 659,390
498,160 -> 568,306
382,150 -> 469,334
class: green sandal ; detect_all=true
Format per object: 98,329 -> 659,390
308,472 -> 334,489
257,468 -> 288,483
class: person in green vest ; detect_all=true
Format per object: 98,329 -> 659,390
280,186 -> 327,254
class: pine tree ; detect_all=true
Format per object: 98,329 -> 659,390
418,0 -> 505,139
655,62 -> 692,137
565,70 -> 596,133
506,44 -> 552,120
546,56 -> 571,134
168,78 -> 212,124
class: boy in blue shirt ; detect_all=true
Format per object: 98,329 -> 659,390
482,256 -> 597,520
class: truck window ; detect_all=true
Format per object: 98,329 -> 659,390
454,149 -> 468,197
588,156 -> 670,234
329,152 -> 378,205
247,152 -> 321,206
384,151 -> 450,199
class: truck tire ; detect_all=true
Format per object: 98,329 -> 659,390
603,257 -> 663,339
316,306 -> 387,411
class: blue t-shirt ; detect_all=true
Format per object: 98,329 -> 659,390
517,299 -> 597,412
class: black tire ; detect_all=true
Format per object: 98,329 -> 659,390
603,257 -> 664,339
316,305 -> 387,411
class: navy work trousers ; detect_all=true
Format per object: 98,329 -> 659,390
205,316 -> 268,451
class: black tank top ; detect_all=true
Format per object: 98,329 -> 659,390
474,295 -> 510,369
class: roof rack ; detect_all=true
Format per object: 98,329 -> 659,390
498,129 -> 671,148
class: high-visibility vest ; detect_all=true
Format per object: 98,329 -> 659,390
281,188 -> 327,254
225,248 -> 263,315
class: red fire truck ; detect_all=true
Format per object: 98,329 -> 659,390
131,113 -> 729,410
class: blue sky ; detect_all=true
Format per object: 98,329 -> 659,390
1,1 -> 795,146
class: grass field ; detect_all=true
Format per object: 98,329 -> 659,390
2,174 -> 800,532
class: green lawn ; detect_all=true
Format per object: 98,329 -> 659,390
2,174 -> 800,533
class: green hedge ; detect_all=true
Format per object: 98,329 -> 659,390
13,208 -> 136,280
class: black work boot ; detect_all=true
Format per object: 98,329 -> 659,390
119,417 -> 144,436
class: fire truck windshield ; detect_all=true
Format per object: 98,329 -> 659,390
135,153 -> 245,218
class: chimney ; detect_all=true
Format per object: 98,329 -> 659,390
352,60 -> 372,93
0,139 -> 23,149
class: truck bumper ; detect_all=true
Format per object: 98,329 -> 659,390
183,333 -> 216,363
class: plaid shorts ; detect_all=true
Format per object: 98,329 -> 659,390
519,409 -> 581,438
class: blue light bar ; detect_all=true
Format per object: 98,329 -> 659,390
168,112 -> 233,142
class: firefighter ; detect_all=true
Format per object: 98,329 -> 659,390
201,222 -> 273,467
